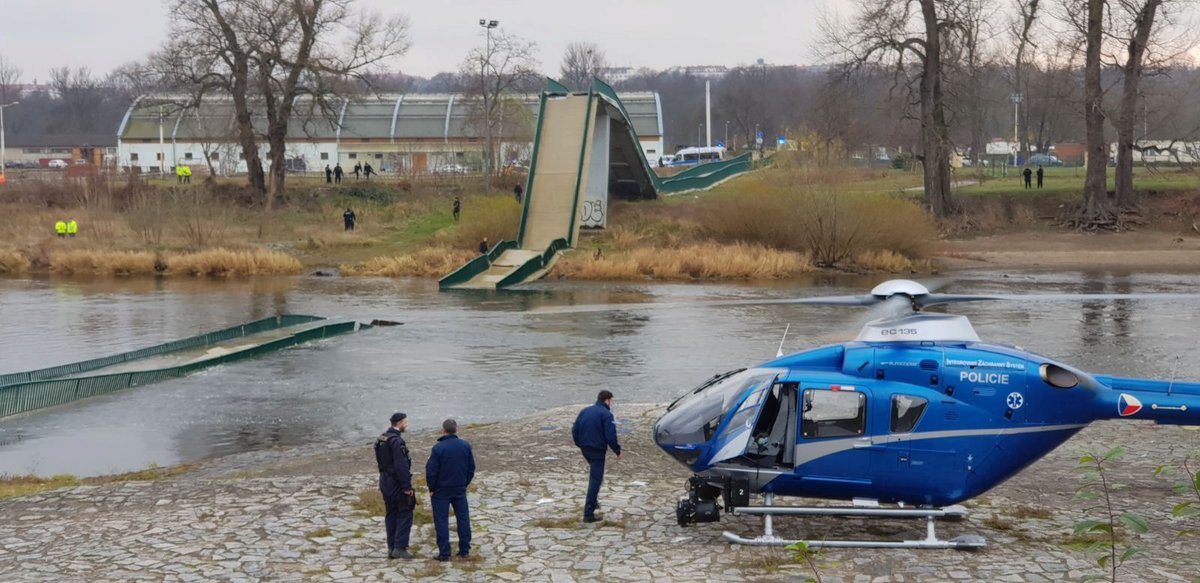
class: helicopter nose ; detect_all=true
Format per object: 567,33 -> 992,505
653,410 -> 708,468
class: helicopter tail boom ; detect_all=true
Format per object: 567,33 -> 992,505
1094,376 -> 1200,425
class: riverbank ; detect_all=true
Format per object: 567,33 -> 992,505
4,166 -> 1200,280
2,403 -> 1198,581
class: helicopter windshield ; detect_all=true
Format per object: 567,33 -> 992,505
654,368 -> 784,448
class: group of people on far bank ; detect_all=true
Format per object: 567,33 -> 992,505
375,391 -> 623,561
1023,165 -> 1046,189
53,219 -> 78,238
324,162 -> 376,184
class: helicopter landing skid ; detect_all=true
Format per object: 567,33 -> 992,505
721,495 -> 986,550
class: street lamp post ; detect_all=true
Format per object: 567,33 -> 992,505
479,18 -> 499,179
1010,93 -> 1022,167
724,121 -> 729,150
697,123 -> 703,149
0,101 -> 17,183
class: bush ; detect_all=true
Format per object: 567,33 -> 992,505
892,152 -> 915,170
697,179 -> 935,267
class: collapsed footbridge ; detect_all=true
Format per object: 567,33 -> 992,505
439,79 -> 753,290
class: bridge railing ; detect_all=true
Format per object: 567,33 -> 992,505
495,238 -> 570,289
0,315 -> 323,387
437,239 -> 518,289
0,318 -> 356,419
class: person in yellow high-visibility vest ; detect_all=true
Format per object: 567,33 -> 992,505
181,165 -> 192,184
175,165 -> 185,184
54,220 -> 67,237
66,219 -> 78,237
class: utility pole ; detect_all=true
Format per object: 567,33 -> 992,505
705,80 -> 712,148
159,104 -> 166,176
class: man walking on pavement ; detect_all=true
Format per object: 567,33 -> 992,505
426,419 -> 476,562
572,390 -> 622,523
375,412 -> 416,560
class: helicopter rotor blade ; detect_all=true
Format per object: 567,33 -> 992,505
916,292 -> 1200,309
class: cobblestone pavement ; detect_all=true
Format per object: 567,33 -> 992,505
2,404 -> 1200,582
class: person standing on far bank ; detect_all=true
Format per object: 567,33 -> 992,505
343,208 -> 356,231
1022,166 -> 1032,189
1036,165 -> 1044,189
334,163 -> 344,184
375,412 -> 416,560
325,164 -> 333,184
426,418 -> 476,561
513,182 -> 523,203
452,196 -> 461,221
572,390 -> 622,523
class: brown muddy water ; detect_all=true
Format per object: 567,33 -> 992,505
2,271 -> 1199,476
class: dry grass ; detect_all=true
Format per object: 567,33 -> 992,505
555,243 -> 813,281
0,248 -> 30,273
49,249 -> 158,276
436,195 -> 521,249
166,248 -> 303,277
853,249 -> 915,273
305,527 -> 333,539
340,247 -> 477,278
352,489 -> 386,517
0,463 -> 194,500
529,517 -> 581,529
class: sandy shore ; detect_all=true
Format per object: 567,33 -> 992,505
936,231 -> 1200,272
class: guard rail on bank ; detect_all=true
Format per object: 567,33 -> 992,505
0,315 -> 359,419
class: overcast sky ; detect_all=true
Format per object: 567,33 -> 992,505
0,0 -> 848,83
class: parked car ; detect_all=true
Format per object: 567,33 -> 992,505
1027,154 -> 1063,167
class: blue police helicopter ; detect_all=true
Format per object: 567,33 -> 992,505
652,279 -> 1200,549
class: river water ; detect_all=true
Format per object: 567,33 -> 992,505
2,270 -> 1200,476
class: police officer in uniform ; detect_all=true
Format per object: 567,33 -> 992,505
375,412 -> 416,559
571,390 -> 622,523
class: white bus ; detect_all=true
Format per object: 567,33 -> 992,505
670,146 -> 725,166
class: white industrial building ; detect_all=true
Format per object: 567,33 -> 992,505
116,92 -> 665,176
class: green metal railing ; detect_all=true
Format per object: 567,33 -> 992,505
437,239 -> 518,289
0,316 -> 356,419
0,315 -> 322,387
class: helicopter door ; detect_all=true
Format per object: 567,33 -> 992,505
707,380 -> 797,466
797,385 -> 873,488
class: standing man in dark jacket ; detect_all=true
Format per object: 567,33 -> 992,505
334,163 -> 344,184
375,412 -> 415,560
1036,165 -> 1045,188
571,390 -> 622,522
1022,166 -> 1033,189
425,419 -> 476,561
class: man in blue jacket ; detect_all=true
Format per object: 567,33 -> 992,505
571,390 -> 622,522
426,418 -> 476,561
375,412 -> 415,560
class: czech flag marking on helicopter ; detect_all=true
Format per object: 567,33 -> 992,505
1118,393 -> 1143,417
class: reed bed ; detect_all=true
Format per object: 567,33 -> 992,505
852,249 -> 916,273
340,247 -> 477,278
0,249 -> 30,274
555,243 -> 813,281
166,249 -> 304,277
49,249 -> 158,276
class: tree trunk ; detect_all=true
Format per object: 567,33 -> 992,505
1082,0 -> 1112,221
1114,0 -> 1163,208
919,0 -> 954,217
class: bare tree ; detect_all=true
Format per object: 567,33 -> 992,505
459,30 -> 540,179
0,54 -> 21,105
161,0 -> 410,207
822,0 -> 966,217
48,67 -> 104,133
1109,0 -> 1194,207
559,42 -> 608,90
1081,0 -> 1110,222
1010,0 -> 1041,161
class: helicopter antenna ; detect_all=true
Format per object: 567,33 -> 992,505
1168,355 -> 1181,397
776,324 -> 790,358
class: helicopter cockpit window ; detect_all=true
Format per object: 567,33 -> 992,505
801,389 -> 866,438
653,368 -> 781,448
890,395 -> 928,433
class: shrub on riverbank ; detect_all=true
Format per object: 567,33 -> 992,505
166,249 -> 303,277
50,250 -> 157,276
340,247 -> 477,277
20,247 -> 303,277
554,243 -> 812,281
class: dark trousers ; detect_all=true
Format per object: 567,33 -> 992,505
431,490 -> 471,557
344,220 -> 354,231
1024,177 -> 1031,188
381,485 -> 413,551
1037,177 -> 1043,188
582,449 -> 606,518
